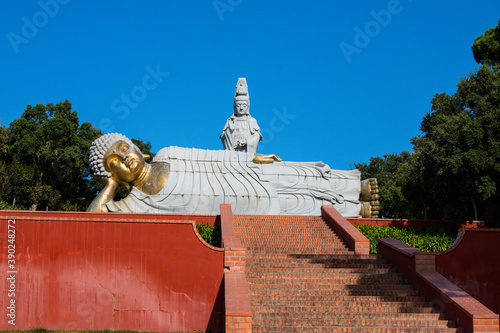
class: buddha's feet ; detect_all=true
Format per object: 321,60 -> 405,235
359,178 -> 380,218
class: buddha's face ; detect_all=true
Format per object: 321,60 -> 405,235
103,141 -> 145,183
233,99 -> 249,116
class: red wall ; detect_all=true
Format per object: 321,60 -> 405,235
0,212 -> 224,332
436,229 -> 500,316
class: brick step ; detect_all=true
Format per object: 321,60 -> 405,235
249,281 -> 413,291
243,243 -> 346,249
250,295 -> 427,303
237,229 -> 341,234
247,273 -> 408,282
251,288 -> 420,297
240,230 -> 343,235
247,263 -> 394,270
246,249 -> 351,254
241,239 -> 343,244
237,228 -> 343,234
248,254 -> 392,268
248,253 -> 384,259
237,230 -> 342,236
248,274 -> 409,283
244,238 -> 345,242
256,311 -> 445,320
252,324 -> 463,333
240,233 -> 344,238
239,231 -> 340,236
247,253 -> 381,261
246,249 -> 352,255
243,248 -> 354,253
247,252 -> 367,258
253,317 -> 454,328
254,305 -> 440,314
242,243 -> 346,248
234,215 -> 462,332
246,268 -> 399,276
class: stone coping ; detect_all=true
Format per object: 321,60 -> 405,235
321,205 -> 370,255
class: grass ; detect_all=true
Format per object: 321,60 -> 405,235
354,224 -> 458,254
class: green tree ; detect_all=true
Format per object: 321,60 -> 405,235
355,151 -> 426,219
0,126 -> 12,206
355,20 -> 500,221
131,137 -> 155,159
414,63 -> 500,221
6,100 -> 102,210
472,19 -> 500,65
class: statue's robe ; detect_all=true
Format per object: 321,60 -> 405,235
106,146 -> 363,216
220,115 -> 262,153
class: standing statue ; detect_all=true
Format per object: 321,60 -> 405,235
220,78 -> 262,154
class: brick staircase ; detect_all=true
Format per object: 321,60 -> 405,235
234,215 -> 462,333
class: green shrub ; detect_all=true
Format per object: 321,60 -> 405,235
196,223 -> 222,247
0,200 -> 24,210
354,224 -> 458,254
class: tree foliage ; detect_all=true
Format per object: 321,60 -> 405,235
131,138 -> 155,159
0,100 -> 158,211
2,101 -> 102,210
472,19 -> 500,65
357,20 -> 500,222
414,64 -> 500,220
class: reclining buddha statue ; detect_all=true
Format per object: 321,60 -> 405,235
86,78 -> 380,217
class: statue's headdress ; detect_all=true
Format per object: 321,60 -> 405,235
234,77 -> 250,102
89,133 -> 137,178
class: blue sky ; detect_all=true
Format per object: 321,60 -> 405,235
1,1 -> 499,170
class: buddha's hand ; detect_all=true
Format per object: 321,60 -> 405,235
252,153 -> 283,164
86,176 -> 120,213
94,175 -> 119,188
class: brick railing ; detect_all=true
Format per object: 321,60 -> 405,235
220,204 -> 252,333
224,271 -> 253,333
321,205 -> 370,255
379,238 -> 499,333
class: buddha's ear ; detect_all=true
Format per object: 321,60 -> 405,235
143,154 -> 151,161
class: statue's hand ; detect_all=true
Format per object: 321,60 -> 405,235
86,176 -> 120,213
253,154 -> 283,164
101,176 -> 119,188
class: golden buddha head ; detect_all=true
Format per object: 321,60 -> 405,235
89,133 -> 149,188
103,141 -> 146,184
